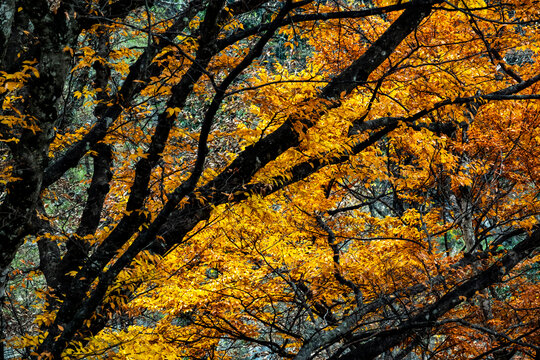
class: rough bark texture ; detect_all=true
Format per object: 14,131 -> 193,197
0,0 -> 80,276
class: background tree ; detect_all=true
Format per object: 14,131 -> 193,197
0,0 -> 539,359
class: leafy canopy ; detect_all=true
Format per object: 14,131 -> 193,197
0,0 -> 539,359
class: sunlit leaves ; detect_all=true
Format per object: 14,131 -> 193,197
3,0 -> 540,358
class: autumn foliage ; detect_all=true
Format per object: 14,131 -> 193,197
0,0 -> 539,359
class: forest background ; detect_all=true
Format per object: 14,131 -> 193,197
0,0 -> 539,359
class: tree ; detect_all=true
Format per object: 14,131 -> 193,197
0,0 -> 539,358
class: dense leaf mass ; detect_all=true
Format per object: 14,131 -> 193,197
0,0 -> 539,359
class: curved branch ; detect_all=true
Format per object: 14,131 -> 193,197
292,228 -> 540,360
